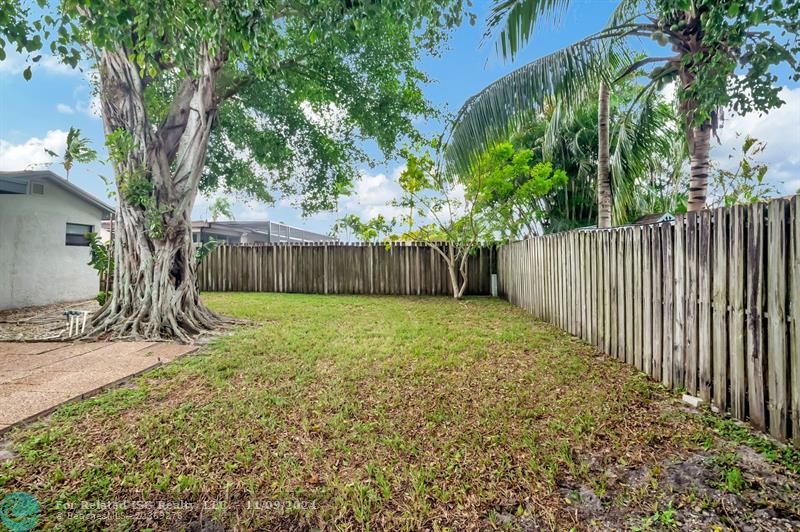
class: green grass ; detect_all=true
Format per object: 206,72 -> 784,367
700,413 -> 800,474
0,293 -> 782,529
633,502 -> 678,531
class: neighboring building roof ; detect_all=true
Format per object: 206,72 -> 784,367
0,170 -> 114,216
192,220 -> 336,242
632,213 -> 674,225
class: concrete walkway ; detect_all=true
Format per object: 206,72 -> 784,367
0,342 -> 197,433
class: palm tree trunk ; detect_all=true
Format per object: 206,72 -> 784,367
597,82 -> 612,228
687,123 -> 711,212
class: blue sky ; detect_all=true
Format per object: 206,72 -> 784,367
1,0 -> 798,236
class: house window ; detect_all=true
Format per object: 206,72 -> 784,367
66,223 -> 93,246
0,178 -> 27,194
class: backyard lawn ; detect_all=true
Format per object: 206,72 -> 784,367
1,294 -> 798,530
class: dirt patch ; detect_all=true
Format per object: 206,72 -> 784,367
534,442 -> 800,530
0,300 -> 99,341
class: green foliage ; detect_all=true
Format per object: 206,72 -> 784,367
144,205 -> 170,240
722,466 -> 745,494
709,135 -> 779,208
394,138 -> 488,246
86,232 -> 111,277
117,172 -> 169,239
710,451 -> 747,493
44,126 -> 97,179
208,197 -> 234,222
463,141 -> 567,240
331,214 -> 395,242
331,214 -> 364,241
105,129 -> 174,237
96,291 -> 110,306
467,83 -> 680,233
446,38 -> 621,174
0,0 -> 80,76
655,0 -> 800,124
104,129 -> 135,168
450,0 -> 799,193
87,231 -> 113,298
4,0 -> 470,213
634,502 -> 678,531
195,239 -> 218,265
118,173 -> 152,209
701,413 -> 800,474
485,0 -> 575,60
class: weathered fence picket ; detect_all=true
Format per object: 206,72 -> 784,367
198,242 -> 495,296
497,196 -> 799,441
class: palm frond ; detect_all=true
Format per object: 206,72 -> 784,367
485,0 -> 575,60
609,0 -> 651,24
609,84 -> 674,223
446,37 -> 625,176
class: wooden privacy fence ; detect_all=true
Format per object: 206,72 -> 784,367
498,196 -> 799,442
197,242 -> 495,296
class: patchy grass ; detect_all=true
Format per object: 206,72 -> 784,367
0,294 -> 798,530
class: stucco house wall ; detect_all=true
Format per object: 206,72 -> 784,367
0,182 -> 108,310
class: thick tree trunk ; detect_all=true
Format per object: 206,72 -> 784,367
687,123 -> 711,212
597,82 -> 612,228
86,47 -> 225,341
677,34 -> 711,214
90,198 -> 219,342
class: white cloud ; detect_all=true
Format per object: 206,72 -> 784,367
336,165 -> 469,229
0,50 -> 81,76
659,81 -> 677,104
0,50 -> 26,75
341,167 -> 406,221
56,103 -> 74,114
713,85 -> 800,196
0,130 -> 67,171
38,55 -> 81,76
235,202 -> 270,221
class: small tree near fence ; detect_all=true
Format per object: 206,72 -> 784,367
86,232 -> 112,305
394,140 -> 486,299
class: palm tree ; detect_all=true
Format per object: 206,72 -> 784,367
449,49 -> 673,226
447,11 -> 633,224
597,82 -> 611,227
45,127 -> 97,181
525,83 -> 674,229
449,0 -> 798,213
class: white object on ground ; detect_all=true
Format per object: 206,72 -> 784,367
65,310 -> 90,336
682,394 -> 703,408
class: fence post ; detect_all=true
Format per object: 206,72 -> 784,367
746,203 -> 766,430
792,196 -> 800,445
767,199 -> 788,439
323,243 -> 329,295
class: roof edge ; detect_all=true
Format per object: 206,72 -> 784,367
0,170 -> 114,215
